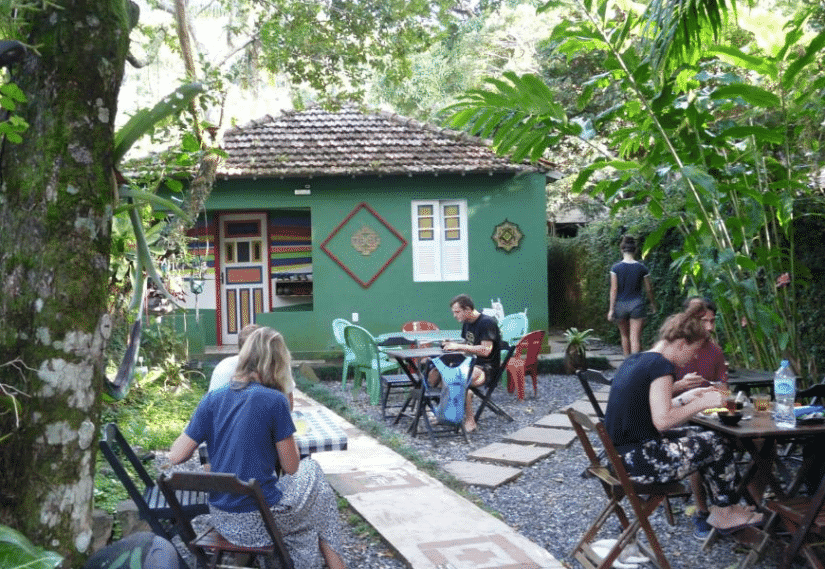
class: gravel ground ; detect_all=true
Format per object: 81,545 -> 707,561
160,371 -> 794,569
319,371 -> 792,569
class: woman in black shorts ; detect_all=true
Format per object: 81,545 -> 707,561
607,235 -> 657,355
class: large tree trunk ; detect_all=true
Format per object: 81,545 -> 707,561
0,0 -> 130,565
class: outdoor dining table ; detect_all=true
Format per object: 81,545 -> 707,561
726,369 -> 774,395
382,346 -> 448,439
376,329 -> 464,346
292,408 -> 348,457
690,411 -> 825,567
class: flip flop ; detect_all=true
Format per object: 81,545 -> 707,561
715,512 -> 764,535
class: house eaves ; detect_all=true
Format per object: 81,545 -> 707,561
218,106 -> 539,180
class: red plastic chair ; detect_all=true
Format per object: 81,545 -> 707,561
506,330 -> 546,400
402,321 -> 439,332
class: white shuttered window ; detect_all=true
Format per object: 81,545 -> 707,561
411,200 -> 468,281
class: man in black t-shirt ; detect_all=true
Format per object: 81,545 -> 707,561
428,294 -> 501,432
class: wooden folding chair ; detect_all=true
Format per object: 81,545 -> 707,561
572,372 -> 686,525
575,369 -> 612,419
99,423 -> 208,540
766,470 -> 825,569
471,343 -> 516,423
567,408 -> 686,569
158,471 -> 294,569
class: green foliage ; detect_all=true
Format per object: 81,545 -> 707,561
446,0 -> 825,376
0,83 -> 28,144
114,83 -> 205,164
0,525 -> 62,569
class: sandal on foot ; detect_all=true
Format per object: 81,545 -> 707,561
716,512 -> 764,535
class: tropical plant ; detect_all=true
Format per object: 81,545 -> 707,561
0,524 -> 62,569
564,327 -> 593,373
443,0 -> 825,378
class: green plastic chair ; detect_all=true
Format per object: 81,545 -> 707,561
332,318 -> 356,386
344,324 -> 401,405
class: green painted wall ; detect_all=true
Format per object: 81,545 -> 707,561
187,172 -> 548,356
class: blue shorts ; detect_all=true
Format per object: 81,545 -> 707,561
613,299 -> 645,321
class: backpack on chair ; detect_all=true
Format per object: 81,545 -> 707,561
432,354 -> 475,425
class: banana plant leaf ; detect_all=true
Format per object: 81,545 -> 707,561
104,281 -> 144,401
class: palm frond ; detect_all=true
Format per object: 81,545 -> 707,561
642,0 -> 736,78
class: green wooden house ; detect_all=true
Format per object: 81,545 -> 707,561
172,106 -> 549,357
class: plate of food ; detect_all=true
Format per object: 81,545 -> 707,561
797,412 -> 825,425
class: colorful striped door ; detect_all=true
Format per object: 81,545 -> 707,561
218,213 -> 270,345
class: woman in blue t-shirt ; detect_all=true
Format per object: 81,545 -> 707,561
169,327 -> 345,569
607,235 -> 658,355
604,305 -> 764,534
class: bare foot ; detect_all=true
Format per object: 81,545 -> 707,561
463,419 -> 477,433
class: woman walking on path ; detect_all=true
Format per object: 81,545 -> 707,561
607,235 -> 657,355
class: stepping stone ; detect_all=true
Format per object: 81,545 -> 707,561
534,413 -> 573,429
502,427 -> 576,448
467,442 -> 552,466
594,389 -> 610,402
443,460 -> 522,488
565,400 -> 602,416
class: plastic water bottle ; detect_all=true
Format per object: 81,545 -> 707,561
773,359 -> 796,428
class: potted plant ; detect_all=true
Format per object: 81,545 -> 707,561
564,327 -> 593,374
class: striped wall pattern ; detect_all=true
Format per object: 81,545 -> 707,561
269,211 -> 312,276
186,214 -> 216,275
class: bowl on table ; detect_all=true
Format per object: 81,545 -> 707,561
718,410 -> 743,426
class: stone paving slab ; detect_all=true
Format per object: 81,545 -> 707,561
566,399 -> 602,416
467,442 -> 553,466
534,413 -> 574,429
443,460 -> 522,488
302,389 -> 564,569
502,426 -> 577,448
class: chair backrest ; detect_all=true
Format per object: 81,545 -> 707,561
343,324 -> 380,367
98,423 -> 169,537
575,369 -> 612,419
498,313 -> 529,345
331,318 -> 352,347
402,320 -> 439,332
799,379 -> 825,406
158,471 -> 294,569
566,408 -> 613,480
512,330 -> 545,364
432,354 -> 475,425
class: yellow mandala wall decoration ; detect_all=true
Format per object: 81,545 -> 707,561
492,219 -> 523,252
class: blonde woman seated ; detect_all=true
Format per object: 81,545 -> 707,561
604,304 -> 763,533
169,327 -> 345,569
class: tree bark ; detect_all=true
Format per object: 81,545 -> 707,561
0,0 -> 130,565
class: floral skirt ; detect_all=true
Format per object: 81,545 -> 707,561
619,426 -> 740,507
209,458 -> 344,569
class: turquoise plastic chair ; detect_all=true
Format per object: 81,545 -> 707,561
332,318 -> 356,386
498,312 -> 528,385
343,324 -> 401,404
498,312 -> 529,346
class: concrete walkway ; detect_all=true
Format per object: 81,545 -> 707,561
296,389 -> 565,569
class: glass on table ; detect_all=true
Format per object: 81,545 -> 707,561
293,413 -> 308,436
752,393 -> 771,413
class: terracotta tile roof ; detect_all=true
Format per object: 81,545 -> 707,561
218,106 -> 537,179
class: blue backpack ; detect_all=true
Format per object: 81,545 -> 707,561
432,354 -> 475,425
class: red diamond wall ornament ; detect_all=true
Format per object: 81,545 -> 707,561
321,202 -> 407,288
